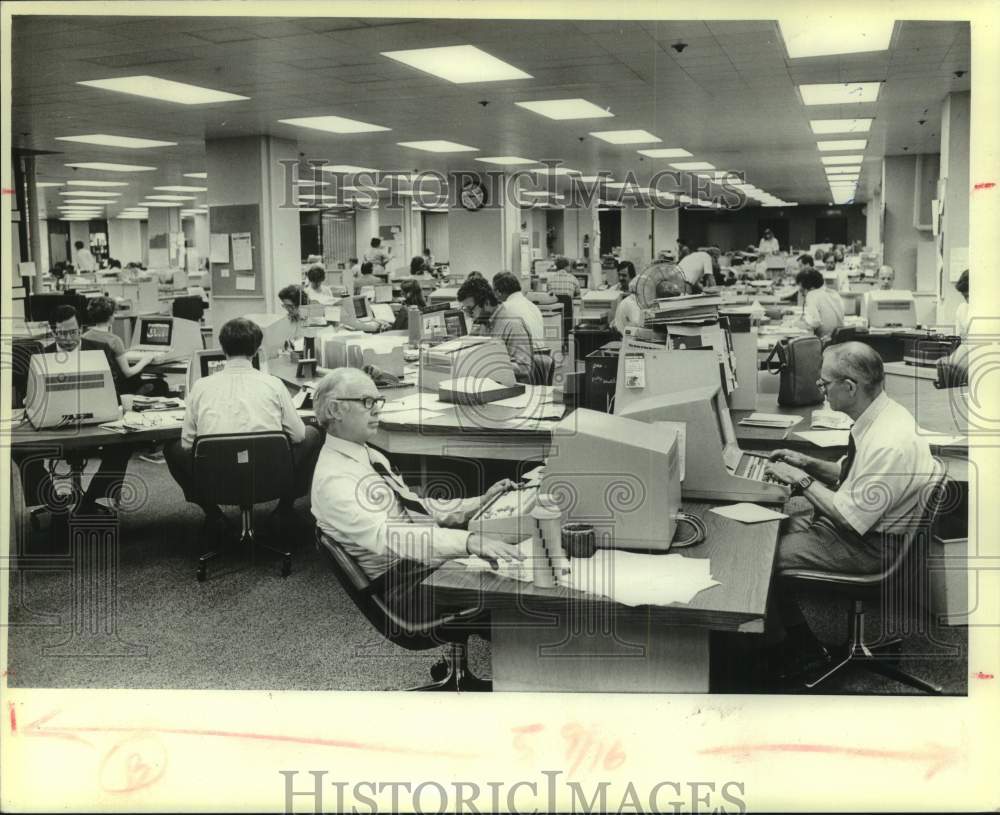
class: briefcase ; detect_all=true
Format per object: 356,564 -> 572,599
765,335 -> 825,407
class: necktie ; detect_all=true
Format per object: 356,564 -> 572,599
369,456 -> 428,517
840,433 -> 857,484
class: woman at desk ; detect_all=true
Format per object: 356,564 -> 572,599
304,264 -> 336,305
392,279 -> 426,331
613,276 -> 644,335
795,267 -> 844,342
758,229 -> 780,255
278,283 -> 311,348
83,297 -> 156,383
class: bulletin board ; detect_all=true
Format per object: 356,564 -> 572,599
208,203 -> 263,298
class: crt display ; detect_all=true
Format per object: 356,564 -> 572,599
352,296 -> 369,319
140,318 -> 173,346
198,351 -> 261,378
443,311 -> 467,338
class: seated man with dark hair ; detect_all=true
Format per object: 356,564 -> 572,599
14,304 -> 132,516
354,262 -> 381,293
545,257 -> 581,298
492,271 -> 544,341
83,296 -> 156,384
456,276 -> 535,382
164,317 -> 322,536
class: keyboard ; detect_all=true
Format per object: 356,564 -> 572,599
735,453 -> 780,484
126,349 -> 169,364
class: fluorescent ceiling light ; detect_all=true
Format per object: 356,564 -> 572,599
780,20 -> 894,58
810,118 -> 873,135
295,180 -> 329,187
77,76 -> 248,105
146,194 -> 197,201
397,140 -> 478,153
670,161 -> 716,171
342,185 -> 388,192
590,129 -> 661,144
155,185 -> 208,192
828,175 -> 860,182
297,207 -> 320,212
66,179 -> 128,187
65,162 -> 156,172
475,156 -> 536,166
63,200 -> 112,205
321,164 -> 378,174
531,167 -> 581,176
817,139 -> 867,152
183,172 -> 208,179
637,148 -> 692,158
278,115 -> 389,134
381,45 -> 532,84
826,166 -> 862,174
575,175 -> 613,183
521,191 -> 556,198
515,98 -> 612,120
822,155 -> 865,165
37,181 -> 63,187
56,133 -> 177,149
59,190 -> 120,197
799,82 -> 881,105
141,201 -> 184,207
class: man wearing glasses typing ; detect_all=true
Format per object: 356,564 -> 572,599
311,368 -> 524,622
762,342 -> 938,678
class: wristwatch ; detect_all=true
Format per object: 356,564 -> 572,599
793,475 -> 814,496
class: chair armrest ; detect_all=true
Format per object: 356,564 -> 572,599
777,567 -> 882,587
371,594 -> 483,636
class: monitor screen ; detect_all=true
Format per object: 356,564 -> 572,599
139,318 -> 173,347
443,310 -> 467,338
422,312 -> 446,336
352,295 -> 369,319
199,351 -> 261,378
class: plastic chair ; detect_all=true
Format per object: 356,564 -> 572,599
316,529 -> 491,691
777,470 -> 953,693
192,431 -> 295,581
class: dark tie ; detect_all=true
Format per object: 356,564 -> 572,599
369,457 -> 428,517
839,433 -> 857,484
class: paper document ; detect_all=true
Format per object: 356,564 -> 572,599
231,232 -> 253,271
381,393 -> 450,413
379,408 -> 442,424
711,503 -> 788,524
739,412 -> 803,429
794,429 -> 851,448
564,551 -> 720,608
916,428 -> 966,446
811,408 -> 853,430
454,538 -> 534,582
209,233 -> 229,263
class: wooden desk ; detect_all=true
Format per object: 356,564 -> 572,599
9,416 -> 181,453
425,501 -> 779,692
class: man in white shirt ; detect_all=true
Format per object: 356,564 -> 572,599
363,237 -> 391,278
758,229 -> 780,256
613,276 -> 644,335
795,267 -> 845,341
677,247 -> 718,292
164,317 -> 321,532
492,271 -> 544,342
72,240 -> 98,273
764,342 -> 939,675
310,367 -> 523,620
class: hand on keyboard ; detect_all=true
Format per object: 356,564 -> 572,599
763,460 -> 804,486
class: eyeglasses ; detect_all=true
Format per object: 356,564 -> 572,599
54,328 -> 81,338
816,376 -> 854,391
336,396 -> 386,412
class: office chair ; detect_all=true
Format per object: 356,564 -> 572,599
172,295 -> 206,324
777,471 -> 952,693
531,350 -> 555,387
553,294 -> 573,354
191,431 -> 295,582
316,530 -> 491,691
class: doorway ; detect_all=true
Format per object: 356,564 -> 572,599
598,209 -> 621,257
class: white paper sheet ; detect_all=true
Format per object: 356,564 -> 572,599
811,409 -> 853,430
564,551 -> 720,608
710,503 -> 788,524
231,232 -> 253,271
209,233 -> 229,263
235,275 -> 256,291
794,429 -> 851,447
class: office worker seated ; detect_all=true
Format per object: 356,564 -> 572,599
15,305 -> 131,516
164,318 -> 322,535
311,368 -> 523,621
545,256 -> 581,298
408,255 -> 427,278
763,342 -> 937,673
353,261 -> 382,294
613,276 -> 644,335
456,276 -> 535,382
795,267 -> 845,342
392,279 -> 426,331
82,296 -> 156,383
492,271 -> 544,342
758,229 -> 780,256
278,283 -> 311,346
422,247 -> 434,272
304,264 -> 336,305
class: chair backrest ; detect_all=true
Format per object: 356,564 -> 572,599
554,293 -> 573,339
829,325 -> 864,345
879,466 -> 952,584
192,431 -> 293,508
172,295 -> 205,323
531,350 -> 555,386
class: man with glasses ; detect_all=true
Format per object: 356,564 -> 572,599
761,342 -> 937,678
164,318 -> 322,540
456,276 -> 535,382
311,367 -> 523,622
14,305 -> 131,516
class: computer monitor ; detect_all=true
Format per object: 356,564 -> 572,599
24,350 -> 121,429
137,317 -> 173,348
340,294 -> 381,332
540,408 -> 681,550
245,313 -> 294,359
443,309 -> 468,339
863,290 -> 917,329
421,311 -> 447,339
27,293 -> 89,325
187,348 -> 264,392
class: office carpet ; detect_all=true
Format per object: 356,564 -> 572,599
7,456 -> 967,695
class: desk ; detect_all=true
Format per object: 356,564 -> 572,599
424,501 -> 779,692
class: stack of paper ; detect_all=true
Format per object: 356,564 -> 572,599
710,503 -> 788,523
564,551 -> 719,608
811,408 -> 853,430
793,429 -> 850,447
738,412 -> 803,429
454,538 -> 533,582
100,410 -> 185,433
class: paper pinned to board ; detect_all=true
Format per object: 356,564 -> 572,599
231,232 -> 253,271
210,233 -> 229,263
794,429 -> 851,448
235,275 -> 256,291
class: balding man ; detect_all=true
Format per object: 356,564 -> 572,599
310,368 -> 523,620
763,342 -> 938,676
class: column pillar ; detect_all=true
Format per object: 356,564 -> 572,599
939,91 -> 970,319
146,206 -> 181,271
589,198 -> 602,289
205,135 -> 301,326
24,156 -> 44,282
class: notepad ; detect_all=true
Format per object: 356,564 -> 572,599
710,503 -> 788,524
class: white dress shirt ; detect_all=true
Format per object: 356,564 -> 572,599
758,237 -> 780,255
613,294 -> 644,334
954,302 -> 970,340
801,287 -> 845,340
180,358 -> 305,449
311,434 -> 478,578
307,284 -> 336,305
833,391 -> 937,537
500,291 -> 545,341
73,247 -> 98,273
678,251 -> 714,287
